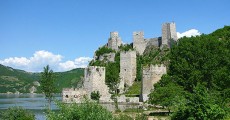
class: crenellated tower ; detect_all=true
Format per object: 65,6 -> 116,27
133,31 -> 147,55
119,50 -> 136,93
84,66 -> 111,102
108,31 -> 122,51
162,22 -> 177,47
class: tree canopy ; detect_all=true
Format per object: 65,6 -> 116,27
148,26 -> 230,119
40,65 -> 56,109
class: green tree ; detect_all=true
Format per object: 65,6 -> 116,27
169,34 -> 229,92
148,78 -> 186,113
90,91 -> 101,102
148,26 -> 230,119
40,65 -> 56,110
171,84 -> 226,120
1,106 -> 35,120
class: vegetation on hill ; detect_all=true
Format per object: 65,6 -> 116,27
95,46 -> 115,58
0,64 -> 40,93
0,64 -> 84,93
54,68 -> 84,92
119,44 -> 134,51
148,26 -> 230,119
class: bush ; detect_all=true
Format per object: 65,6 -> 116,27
46,100 -> 113,120
1,106 -> 35,120
95,46 -> 115,57
90,91 -> 101,101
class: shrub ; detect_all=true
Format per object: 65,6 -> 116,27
46,100 -> 113,120
1,106 -> 35,120
95,46 -> 115,57
90,91 -> 101,101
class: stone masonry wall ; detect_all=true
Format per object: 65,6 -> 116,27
62,88 -> 87,103
140,64 -> 166,102
119,50 -> 136,93
133,31 -> 147,55
162,22 -> 177,47
84,66 -> 111,102
98,53 -> 115,62
108,31 -> 122,51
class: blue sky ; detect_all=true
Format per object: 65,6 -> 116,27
0,0 -> 229,72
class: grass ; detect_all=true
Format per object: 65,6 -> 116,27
125,81 -> 141,95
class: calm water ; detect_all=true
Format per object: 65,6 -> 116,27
0,94 -> 61,120
0,94 -> 141,120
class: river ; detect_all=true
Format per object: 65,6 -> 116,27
0,94 -> 61,120
0,94 -> 142,120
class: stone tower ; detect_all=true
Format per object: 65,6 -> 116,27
140,64 -> 166,102
108,31 -> 122,51
84,66 -> 111,102
119,50 -> 136,93
162,22 -> 177,47
133,31 -> 147,55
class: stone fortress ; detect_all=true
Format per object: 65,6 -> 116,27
63,22 -> 177,103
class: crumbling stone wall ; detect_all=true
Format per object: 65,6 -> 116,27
98,53 -> 115,62
62,88 -> 87,103
84,66 -> 111,102
119,50 -> 136,93
140,64 -> 166,102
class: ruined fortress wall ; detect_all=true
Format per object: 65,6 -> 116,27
62,88 -> 87,103
133,31 -> 147,55
108,32 -> 122,51
141,64 -> 166,102
84,66 -> 111,101
162,22 -> 177,47
119,51 -> 136,92
170,22 -> 177,41
145,38 -> 160,47
99,53 -> 115,62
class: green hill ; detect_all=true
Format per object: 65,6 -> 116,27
0,64 -> 84,93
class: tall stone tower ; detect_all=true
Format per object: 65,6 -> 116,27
162,22 -> 177,47
108,31 -> 122,51
140,64 -> 166,102
119,50 -> 136,93
84,66 -> 111,101
133,31 -> 147,55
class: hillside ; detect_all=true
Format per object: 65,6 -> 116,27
0,64 -> 84,93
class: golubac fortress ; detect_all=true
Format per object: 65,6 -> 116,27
63,22 -> 177,103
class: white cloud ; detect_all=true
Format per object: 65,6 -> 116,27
74,57 -> 92,68
0,50 -> 92,72
177,29 -> 201,38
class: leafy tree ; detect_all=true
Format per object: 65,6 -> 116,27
148,26 -> 230,119
136,55 -> 143,81
90,91 -> 101,102
105,63 -> 120,92
169,34 -> 230,92
46,100 -> 113,120
1,106 -> 35,120
148,79 -> 186,113
171,84 -> 226,120
40,65 -> 56,110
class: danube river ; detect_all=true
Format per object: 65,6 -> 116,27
0,94 -> 61,120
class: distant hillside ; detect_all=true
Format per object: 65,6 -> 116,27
0,64 -> 84,93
